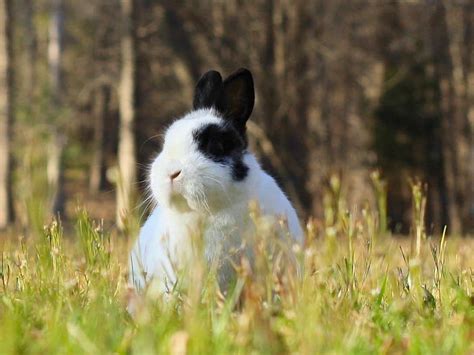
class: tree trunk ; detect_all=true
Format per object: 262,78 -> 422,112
460,3 -> 474,231
429,1 -> 462,234
23,0 -> 36,102
444,2 -> 472,233
0,0 -> 12,229
89,85 -> 110,193
48,0 -> 65,217
48,0 -> 63,100
47,133 -> 65,216
117,0 -> 137,230
12,0 -> 36,105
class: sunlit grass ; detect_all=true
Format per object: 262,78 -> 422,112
0,186 -> 473,354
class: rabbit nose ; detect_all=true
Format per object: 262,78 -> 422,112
169,170 -> 181,181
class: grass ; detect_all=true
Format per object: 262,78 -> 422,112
0,185 -> 473,354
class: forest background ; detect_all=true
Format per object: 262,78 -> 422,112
0,0 -> 472,236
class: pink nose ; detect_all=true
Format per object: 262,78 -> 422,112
169,170 -> 181,181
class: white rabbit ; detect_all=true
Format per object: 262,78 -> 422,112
129,68 -> 303,295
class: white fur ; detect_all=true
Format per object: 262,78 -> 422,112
130,109 -> 303,293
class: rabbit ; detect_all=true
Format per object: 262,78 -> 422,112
129,68 -> 304,296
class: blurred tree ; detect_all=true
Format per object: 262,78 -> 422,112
89,84 -> 111,193
443,1 -> 474,232
47,0 -> 65,217
461,2 -> 474,232
117,0 -> 137,230
374,1 -> 429,232
86,2 -> 119,194
0,0 -> 12,229
429,1 -> 463,234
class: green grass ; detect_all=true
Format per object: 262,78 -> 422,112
0,198 -> 473,354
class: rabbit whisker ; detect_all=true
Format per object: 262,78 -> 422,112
200,174 -> 232,204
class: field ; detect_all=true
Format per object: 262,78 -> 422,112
0,196 -> 473,354
2,0 -> 474,353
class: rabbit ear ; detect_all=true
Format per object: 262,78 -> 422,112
193,70 -> 224,110
217,68 -> 254,134
193,68 -> 255,135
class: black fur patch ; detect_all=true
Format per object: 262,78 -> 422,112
193,123 -> 249,181
232,159 -> 249,181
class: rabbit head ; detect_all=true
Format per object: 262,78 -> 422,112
149,68 -> 255,213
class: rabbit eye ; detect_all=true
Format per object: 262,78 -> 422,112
208,139 -> 226,156
215,141 -> 225,153
193,123 -> 243,161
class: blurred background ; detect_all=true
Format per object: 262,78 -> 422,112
0,0 -> 472,236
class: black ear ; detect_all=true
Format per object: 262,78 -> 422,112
216,68 -> 254,133
193,70 -> 224,110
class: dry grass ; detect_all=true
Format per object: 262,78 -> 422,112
0,183 -> 473,354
